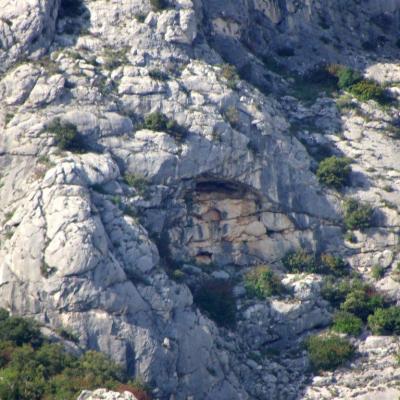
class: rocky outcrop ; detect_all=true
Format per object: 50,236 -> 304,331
1,0 -> 400,399
78,389 -> 138,400
0,0 -> 59,71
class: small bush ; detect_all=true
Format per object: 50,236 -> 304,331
245,266 -> 284,299
305,334 -> 354,371
221,64 -> 239,89
150,0 -> 168,11
224,106 -> 240,128
193,280 -> 236,328
340,285 -> 384,321
343,199 -> 373,231
148,69 -> 169,81
320,253 -> 348,276
317,156 -> 351,189
47,118 -> 83,151
368,307 -> 400,335
282,250 -> 317,273
332,311 -> 363,335
321,276 -> 353,307
348,80 -> 389,104
124,174 -> 148,196
371,265 -> 385,280
143,112 -> 186,142
336,67 -> 362,89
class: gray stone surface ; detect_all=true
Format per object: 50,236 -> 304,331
0,0 -> 400,399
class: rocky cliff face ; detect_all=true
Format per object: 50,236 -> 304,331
1,0 -> 400,399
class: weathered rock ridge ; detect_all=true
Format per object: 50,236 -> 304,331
1,0 -> 400,399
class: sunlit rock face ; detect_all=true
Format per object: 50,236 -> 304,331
0,0 -> 60,71
1,0 -> 400,399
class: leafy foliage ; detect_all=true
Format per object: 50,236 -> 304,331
47,118 -> 84,152
343,199 -> 373,231
336,66 -> 362,89
0,309 -> 150,400
124,174 -> 148,196
143,112 -> 186,142
282,250 -> 317,273
348,80 -> 389,104
320,253 -> 349,276
368,307 -> 400,335
332,311 -> 363,336
316,156 -> 351,189
245,266 -> 284,299
305,334 -> 354,371
340,284 -> 384,321
193,280 -> 236,328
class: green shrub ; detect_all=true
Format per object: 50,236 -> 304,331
368,307 -> 400,335
321,277 -> 353,307
150,0 -> 168,11
343,199 -> 373,231
221,64 -> 239,89
224,106 -> 240,128
371,265 -> 385,280
320,253 -> 348,276
332,311 -> 363,335
340,285 -> 384,321
0,309 -> 151,400
316,156 -> 351,189
336,67 -> 362,89
348,80 -> 389,104
143,112 -> 186,142
245,266 -> 284,299
282,250 -> 317,273
124,174 -> 148,196
305,334 -> 355,371
47,118 -> 83,151
148,69 -> 169,81
0,312 -> 43,348
193,280 -> 236,328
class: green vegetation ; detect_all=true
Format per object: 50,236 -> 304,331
220,64 -> 239,89
143,112 -> 186,142
320,253 -> 348,276
0,310 -> 150,400
349,80 -> 388,104
282,250 -> 317,273
305,334 -> 354,371
316,156 -> 352,189
332,311 -> 363,336
371,265 -> 385,280
124,174 -> 148,196
102,48 -> 129,70
343,199 -> 373,231
368,307 -> 400,335
321,277 -> 384,317
224,106 -> 240,128
193,280 -> 236,328
336,66 -> 362,89
47,118 -> 83,152
340,283 -> 384,321
150,0 -> 168,11
245,266 -> 284,299
148,69 -> 169,81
